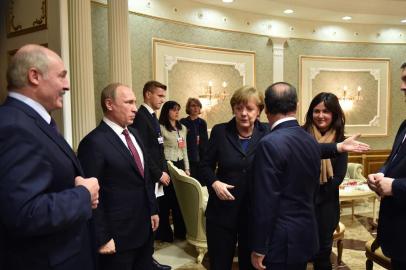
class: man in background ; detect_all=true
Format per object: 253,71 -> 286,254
368,62 -> 406,270
130,80 -> 171,270
78,83 -> 159,270
250,82 -> 321,270
0,44 -> 99,270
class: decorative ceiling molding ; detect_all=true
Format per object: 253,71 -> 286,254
95,0 -> 406,44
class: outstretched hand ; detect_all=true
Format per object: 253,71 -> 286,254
337,133 -> 370,153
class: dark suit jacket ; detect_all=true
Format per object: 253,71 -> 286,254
180,116 -> 209,163
200,118 -> 269,229
77,121 -> 157,252
0,97 -> 93,270
377,120 -> 406,260
130,105 -> 167,183
251,120 -> 321,264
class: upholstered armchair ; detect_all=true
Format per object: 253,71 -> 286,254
167,161 -> 208,263
365,238 -> 391,269
345,162 -> 367,182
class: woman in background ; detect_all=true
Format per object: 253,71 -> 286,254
200,86 -> 268,270
180,98 -> 208,186
158,101 -> 188,241
303,92 -> 348,270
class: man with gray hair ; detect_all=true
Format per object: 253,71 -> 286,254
0,44 -> 99,270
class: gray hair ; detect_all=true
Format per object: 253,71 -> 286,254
6,45 -> 49,90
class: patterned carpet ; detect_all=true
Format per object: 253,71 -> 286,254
155,199 -> 384,270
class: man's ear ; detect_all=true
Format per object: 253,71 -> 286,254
145,91 -> 151,99
105,98 -> 114,111
27,68 -> 40,86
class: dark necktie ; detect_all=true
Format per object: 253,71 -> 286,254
391,134 -> 406,162
49,118 -> 59,133
122,129 -> 144,177
151,112 -> 161,134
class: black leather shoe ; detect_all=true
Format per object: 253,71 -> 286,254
152,258 -> 171,270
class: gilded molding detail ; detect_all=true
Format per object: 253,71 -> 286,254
7,0 -> 47,38
33,0 -> 46,26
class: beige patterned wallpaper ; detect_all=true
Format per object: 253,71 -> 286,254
91,3 -> 406,149
312,71 -> 378,125
169,60 -> 243,128
91,3 -> 273,123
285,39 -> 406,149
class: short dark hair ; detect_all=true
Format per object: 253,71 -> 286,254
264,82 -> 297,115
159,101 -> 182,131
302,92 -> 346,141
401,62 -> 406,69
143,80 -> 167,98
101,83 -> 124,113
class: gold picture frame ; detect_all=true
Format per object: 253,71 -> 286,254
299,55 -> 391,137
7,0 -> 47,38
153,38 -> 256,129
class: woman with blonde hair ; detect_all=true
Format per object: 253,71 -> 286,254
180,98 -> 208,185
200,86 -> 269,270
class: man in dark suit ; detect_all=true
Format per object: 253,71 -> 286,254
129,80 -> 171,270
130,81 -> 179,248
367,62 -> 406,270
78,83 -> 159,270
250,82 -> 321,270
0,44 -> 99,270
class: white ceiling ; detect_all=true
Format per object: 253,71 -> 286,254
192,0 -> 406,25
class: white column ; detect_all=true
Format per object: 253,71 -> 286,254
68,0 -> 96,150
59,0 -> 72,147
270,37 -> 288,83
108,0 -> 132,87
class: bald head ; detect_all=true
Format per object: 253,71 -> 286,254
6,44 -> 60,90
264,82 -> 297,115
6,44 -> 69,112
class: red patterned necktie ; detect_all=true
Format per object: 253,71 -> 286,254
122,129 -> 144,177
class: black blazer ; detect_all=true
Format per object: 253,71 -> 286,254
251,120 -> 321,264
200,118 -> 269,229
130,105 -> 167,183
377,120 -> 406,260
0,97 -> 93,270
180,117 -> 209,162
78,121 -> 157,252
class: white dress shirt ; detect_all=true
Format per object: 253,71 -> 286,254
103,117 -> 144,167
9,91 -> 51,124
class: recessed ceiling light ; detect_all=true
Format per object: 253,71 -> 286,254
342,16 -> 352,21
222,0 -> 234,3
284,9 -> 294,14
401,19 -> 406,23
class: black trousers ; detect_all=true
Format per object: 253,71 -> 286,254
266,262 -> 307,270
206,219 -> 254,270
156,160 -> 186,241
312,196 -> 340,270
189,161 -> 205,186
391,259 -> 406,270
99,238 -> 153,270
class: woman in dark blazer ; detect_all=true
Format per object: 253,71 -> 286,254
180,98 -> 209,186
200,86 -> 269,270
303,92 -> 348,270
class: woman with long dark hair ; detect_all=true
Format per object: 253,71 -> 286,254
303,92 -> 348,270
157,101 -> 188,241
